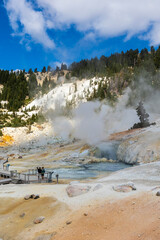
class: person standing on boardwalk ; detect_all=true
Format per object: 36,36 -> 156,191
3,157 -> 8,170
37,167 -> 42,181
41,167 -> 45,180
6,163 -> 10,171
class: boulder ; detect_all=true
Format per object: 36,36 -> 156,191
34,216 -> 45,224
113,183 -> 136,193
156,191 -> 160,196
24,194 -> 40,200
30,194 -> 36,199
113,185 -> 132,192
66,184 -> 91,197
32,194 -> 40,199
66,221 -> 72,225
126,182 -> 137,190
20,213 -> 25,218
24,195 -> 31,200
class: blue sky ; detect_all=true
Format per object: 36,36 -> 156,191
1,0 -> 160,71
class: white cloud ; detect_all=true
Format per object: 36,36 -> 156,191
4,0 -> 160,49
146,22 -> 160,46
36,0 -> 160,46
4,0 -> 55,49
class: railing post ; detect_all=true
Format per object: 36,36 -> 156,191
46,173 -> 48,183
27,174 -> 30,183
24,174 -> 26,183
10,171 -> 14,177
56,174 -> 59,184
48,172 -> 54,183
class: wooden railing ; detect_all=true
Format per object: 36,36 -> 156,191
0,168 -> 58,184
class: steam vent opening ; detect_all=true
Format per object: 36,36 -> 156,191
93,141 -> 119,161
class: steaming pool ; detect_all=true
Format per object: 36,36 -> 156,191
47,162 -> 131,180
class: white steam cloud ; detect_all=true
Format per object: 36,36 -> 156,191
52,88 -> 139,144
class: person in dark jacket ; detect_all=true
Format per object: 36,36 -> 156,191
37,167 -> 42,181
41,167 -> 45,180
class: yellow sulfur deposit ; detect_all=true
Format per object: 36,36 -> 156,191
0,135 -> 14,147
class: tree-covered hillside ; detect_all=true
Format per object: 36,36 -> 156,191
0,70 -> 57,111
0,70 -> 28,111
69,46 -> 158,78
1,46 -> 160,112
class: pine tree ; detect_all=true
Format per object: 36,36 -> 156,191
34,68 -> 38,73
28,68 -> 33,74
42,66 -> 46,73
47,66 -> 51,72
42,77 -> 49,95
154,46 -> 160,68
136,101 -> 150,127
28,73 -> 38,98
131,101 -> 152,129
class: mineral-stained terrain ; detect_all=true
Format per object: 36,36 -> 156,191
0,119 -> 160,239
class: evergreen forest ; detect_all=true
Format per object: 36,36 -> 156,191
1,46 -> 160,112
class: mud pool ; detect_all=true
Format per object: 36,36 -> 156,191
47,162 -> 131,180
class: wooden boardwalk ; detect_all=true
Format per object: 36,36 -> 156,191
0,168 -> 55,184
0,178 -> 12,185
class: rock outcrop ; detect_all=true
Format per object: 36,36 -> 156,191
113,182 -> 136,193
19,213 -> 25,218
156,191 -> 160,196
116,124 -> 160,164
66,184 -> 91,197
34,216 -> 45,224
24,194 -> 40,200
24,195 -> 31,200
